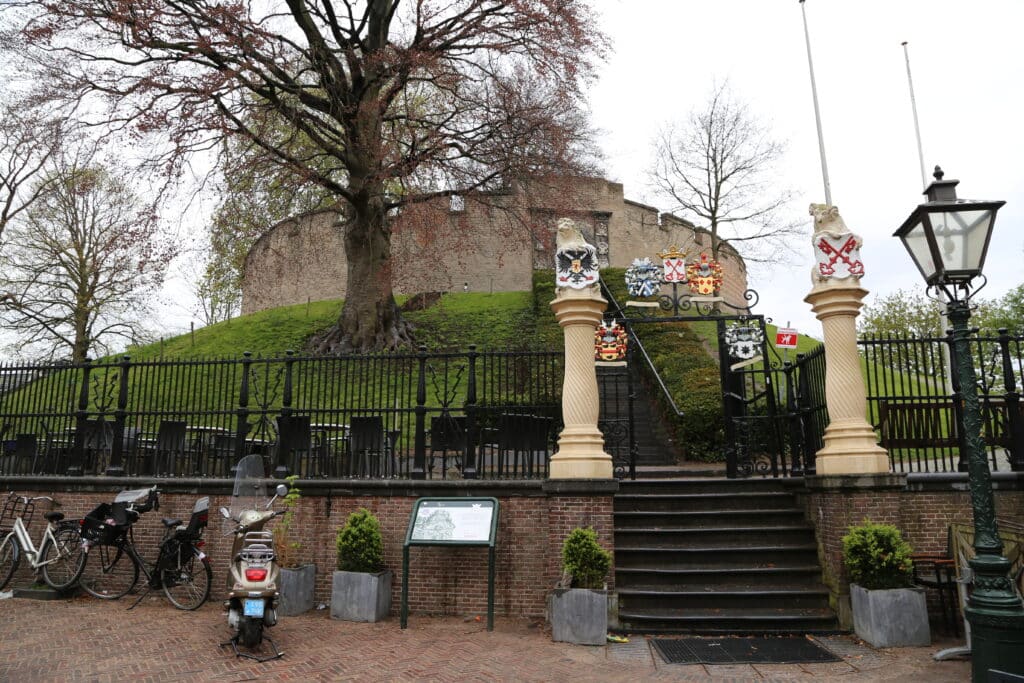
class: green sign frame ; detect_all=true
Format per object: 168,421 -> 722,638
400,497 -> 499,630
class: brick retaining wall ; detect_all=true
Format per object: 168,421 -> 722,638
0,477 -> 616,619
800,472 -> 1024,628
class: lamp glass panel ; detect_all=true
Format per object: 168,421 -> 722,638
929,208 -> 992,275
901,220 -> 937,281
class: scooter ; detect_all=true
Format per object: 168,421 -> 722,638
219,453 -> 289,661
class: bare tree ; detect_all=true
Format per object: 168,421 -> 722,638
0,154 -> 173,362
648,83 -> 800,264
0,103 -> 66,244
12,1 -> 606,352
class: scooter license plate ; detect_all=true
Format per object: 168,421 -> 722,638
243,599 -> 265,618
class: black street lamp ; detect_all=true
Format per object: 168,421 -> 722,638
894,166 -> 1024,682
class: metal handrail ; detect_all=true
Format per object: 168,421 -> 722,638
599,280 -> 684,418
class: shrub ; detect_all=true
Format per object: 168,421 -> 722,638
336,508 -> 385,573
842,520 -> 914,590
272,475 -> 302,568
561,527 -> 611,589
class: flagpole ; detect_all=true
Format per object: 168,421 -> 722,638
799,0 -> 831,206
902,41 -> 928,190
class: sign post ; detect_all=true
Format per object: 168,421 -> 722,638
400,497 -> 499,630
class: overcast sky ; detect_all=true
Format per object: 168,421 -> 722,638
588,0 -> 1024,339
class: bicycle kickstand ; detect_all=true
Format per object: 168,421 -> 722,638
127,584 -> 153,610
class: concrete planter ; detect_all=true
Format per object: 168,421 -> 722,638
331,570 -> 393,622
278,564 -> 316,616
549,588 -> 607,646
851,583 -> 931,647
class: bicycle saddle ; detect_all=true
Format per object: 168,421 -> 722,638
43,511 -> 64,523
161,517 -> 183,528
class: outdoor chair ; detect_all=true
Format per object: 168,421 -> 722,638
78,419 -> 114,475
150,420 -> 190,476
274,414 -> 315,478
210,434 -> 241,478
11,434 -> 37,475
429,415 -> 467,479
348,416 -> 397,478
496,414 -> 552,478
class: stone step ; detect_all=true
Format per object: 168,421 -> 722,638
618,587 -> 832,612
615,566 -> 824,590
615,544 -> 821,570
614,509 -> 806,529
615,491 -> 797,512
614,526 -> 816,548
618,478 -> 795,495
616,607 -> 840,635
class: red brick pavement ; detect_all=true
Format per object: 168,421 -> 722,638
0,594 -> 970,682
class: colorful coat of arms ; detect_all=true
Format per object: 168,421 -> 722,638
686,253 -> 724,296
657,245 -> 688,283
624,257 -> 662,298
555,245 -> 599,288
594,320 -> 628,362
724,322 -> 764,364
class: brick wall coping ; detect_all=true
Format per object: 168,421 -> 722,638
0,475 -> 619,499
804,473 -> 908,492
905,471 -> 1024,492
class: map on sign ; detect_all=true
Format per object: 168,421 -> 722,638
410,499 -> 496,543
775,328 -> 799,349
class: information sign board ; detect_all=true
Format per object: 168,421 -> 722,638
409,499 -> 497,544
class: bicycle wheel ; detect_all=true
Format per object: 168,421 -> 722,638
40,524 -> 86,591
79,542 -> 139,599
161,544 -> 212,610
0,536 -> 21,590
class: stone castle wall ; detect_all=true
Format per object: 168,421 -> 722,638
241,177 -> 749,315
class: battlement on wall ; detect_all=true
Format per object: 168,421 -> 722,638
240,177 -> 749,315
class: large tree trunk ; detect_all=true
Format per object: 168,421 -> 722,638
311,182 -> 415,354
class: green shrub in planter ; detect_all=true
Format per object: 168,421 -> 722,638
562,527 -> 611,589
842,520 -> 914,590
336,508 -> 384,573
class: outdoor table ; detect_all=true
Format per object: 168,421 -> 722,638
311,423 -> 349,476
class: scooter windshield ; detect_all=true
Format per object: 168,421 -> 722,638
229,453 -> 269,522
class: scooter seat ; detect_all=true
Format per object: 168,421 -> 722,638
161,517 -> 183,528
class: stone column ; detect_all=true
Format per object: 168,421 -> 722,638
549,285 -> 613,479
804,204 -> 889,475
546,217 -> 613,479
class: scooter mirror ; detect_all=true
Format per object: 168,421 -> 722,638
219,507 -> 230,519
275,484 -> 288,497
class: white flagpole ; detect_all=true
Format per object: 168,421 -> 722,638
902,41 -> 928,190
799,0 -> 832,206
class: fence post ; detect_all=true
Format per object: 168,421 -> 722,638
106,355 -> 130,476
463,345 -> 479,479
998,329 -> 1024,471
281,350 -> 294,417
412,345 -> 427,480
234,352 -> 253,466
783,360 -> 803,476
274,351 -> 296,478
69,358 -> 92,476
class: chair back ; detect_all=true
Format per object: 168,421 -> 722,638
431,415 -> 467,452
276,415 -> 312,452
156,420 -> 188,451
498,414 -> 550,451
82,419 -> 114,450
350,416 -> 385,452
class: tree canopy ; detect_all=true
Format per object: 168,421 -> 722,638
12,0 -> 606,352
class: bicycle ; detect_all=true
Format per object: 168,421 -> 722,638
0,492 -> 85,591
78,487 -> 212,610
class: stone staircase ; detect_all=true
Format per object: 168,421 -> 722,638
613,478 -> 839,634
596,366 -> 676,466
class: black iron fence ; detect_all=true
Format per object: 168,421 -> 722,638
776,345 -> 828,477
860,329 -> 1024,474
0,346 -> 563,480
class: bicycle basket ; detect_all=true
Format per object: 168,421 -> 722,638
0,493 -> 35,532
81,503 -> 130,544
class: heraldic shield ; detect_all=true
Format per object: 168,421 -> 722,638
624,257 -> 662,298
595,319 -> 628,362
555,244 -> 599,289
686,253 -> 724,296
658,245 -> 688,284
